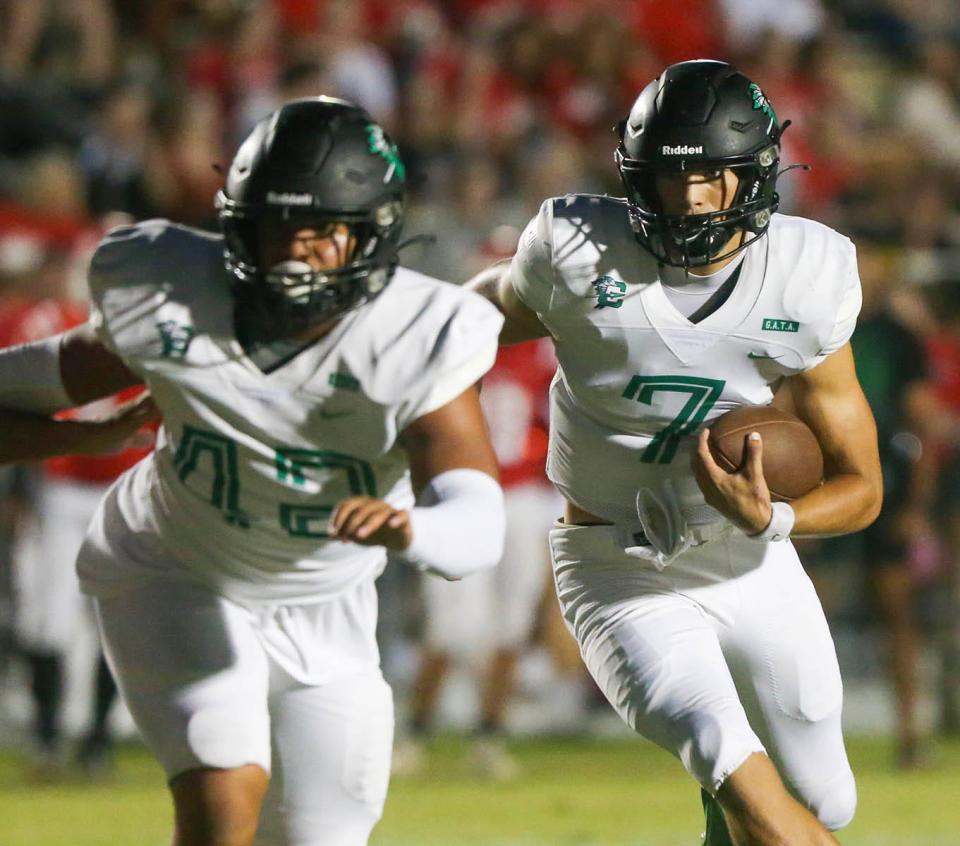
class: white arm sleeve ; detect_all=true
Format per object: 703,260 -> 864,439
400,468 -> 506,581
0,333 -> 74,414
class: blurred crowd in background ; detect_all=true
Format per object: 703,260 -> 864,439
1,0 -> 960,778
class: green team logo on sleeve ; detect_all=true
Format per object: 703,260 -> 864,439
366,125 -> 405,183
592,276 -> 627,309
157,320 -> 195,358
749,83 -> 777,126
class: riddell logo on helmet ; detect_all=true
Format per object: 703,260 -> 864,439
661,145 -> 704,155
266,191 -> 313,206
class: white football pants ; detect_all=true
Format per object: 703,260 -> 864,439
95,572 -> 392,846
549,522 -> 856,830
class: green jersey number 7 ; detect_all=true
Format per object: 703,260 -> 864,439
622,375 -> 725,464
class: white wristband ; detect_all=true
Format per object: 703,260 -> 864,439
748,501 -> 795,543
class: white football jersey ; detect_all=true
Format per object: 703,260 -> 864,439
78,220 -> 502,603
508,195 -> 862,526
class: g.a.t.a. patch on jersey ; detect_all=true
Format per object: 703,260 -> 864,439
761,318 -> 799,333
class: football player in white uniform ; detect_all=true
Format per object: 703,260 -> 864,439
0,98 -> 506,846
468,61 -> 883,846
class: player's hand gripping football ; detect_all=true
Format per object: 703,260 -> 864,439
329,497 -> 413,551
692,428 -> 773,535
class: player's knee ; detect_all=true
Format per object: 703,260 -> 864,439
810,769 -> 857,831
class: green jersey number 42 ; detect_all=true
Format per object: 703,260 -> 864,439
174,424 -> 376,537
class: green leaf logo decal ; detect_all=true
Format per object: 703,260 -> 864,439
366,125 -> 406,183
749,83 -> 777,127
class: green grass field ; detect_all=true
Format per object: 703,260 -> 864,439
1,735 -> 958,845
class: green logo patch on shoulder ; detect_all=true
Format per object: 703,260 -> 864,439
592,276 -> 626,309
157,320 -> 195,358
761,318 -> 799,333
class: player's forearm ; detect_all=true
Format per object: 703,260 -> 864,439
782,346 -> 884,537
789,472 -> 882,537
0,409 -> 109,464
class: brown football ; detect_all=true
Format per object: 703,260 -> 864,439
707,405 -> 823,502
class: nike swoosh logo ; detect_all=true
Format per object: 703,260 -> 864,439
748,352 -> 782,360
318,409 -> 353,419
